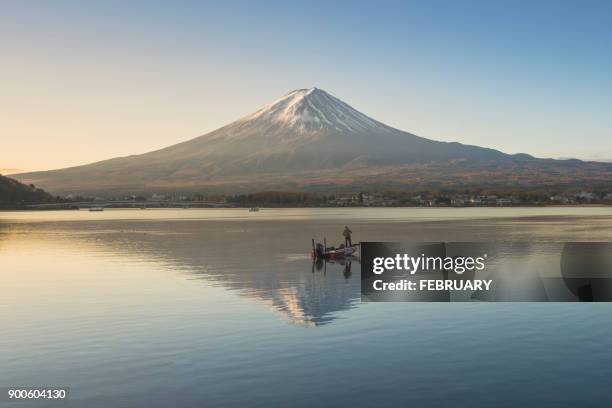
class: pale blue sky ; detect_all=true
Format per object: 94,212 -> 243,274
2,0 -> 612,172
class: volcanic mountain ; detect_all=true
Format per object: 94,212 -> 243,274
15,88 -> 612,195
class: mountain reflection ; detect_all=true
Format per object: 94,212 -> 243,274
10,220 -> 361,326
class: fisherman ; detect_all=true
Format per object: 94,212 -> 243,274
343,226 -> 353,247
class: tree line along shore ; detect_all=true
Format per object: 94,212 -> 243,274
2,174 -> 612,209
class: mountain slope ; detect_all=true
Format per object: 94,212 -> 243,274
14,88 -> 612,195
0,174 -> 55,206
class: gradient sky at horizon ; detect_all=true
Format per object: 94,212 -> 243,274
2,0 -> 612,173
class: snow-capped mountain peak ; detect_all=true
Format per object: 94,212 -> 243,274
242,87 -> 386,132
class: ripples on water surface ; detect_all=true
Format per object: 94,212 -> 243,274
1,208 -> 612,407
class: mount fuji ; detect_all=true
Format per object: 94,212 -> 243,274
15,88 -> 612,195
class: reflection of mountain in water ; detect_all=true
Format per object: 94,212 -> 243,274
254,261 -> 357,326
33,220 -> 361,326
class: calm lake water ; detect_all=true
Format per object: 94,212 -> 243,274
2,207 -> 612,407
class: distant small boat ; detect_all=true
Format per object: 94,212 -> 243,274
89,206 -> 104,212
249,207 -> 260,212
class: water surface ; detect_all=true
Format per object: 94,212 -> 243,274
2,208 -> 612,407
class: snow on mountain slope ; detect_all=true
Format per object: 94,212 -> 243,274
146,87 -> 509,171
242,88 -> 387,133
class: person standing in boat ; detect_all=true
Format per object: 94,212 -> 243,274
343,226 -> 353,247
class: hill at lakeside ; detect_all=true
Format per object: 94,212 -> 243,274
14,88 -> 612,196
0,175 -> 57,207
